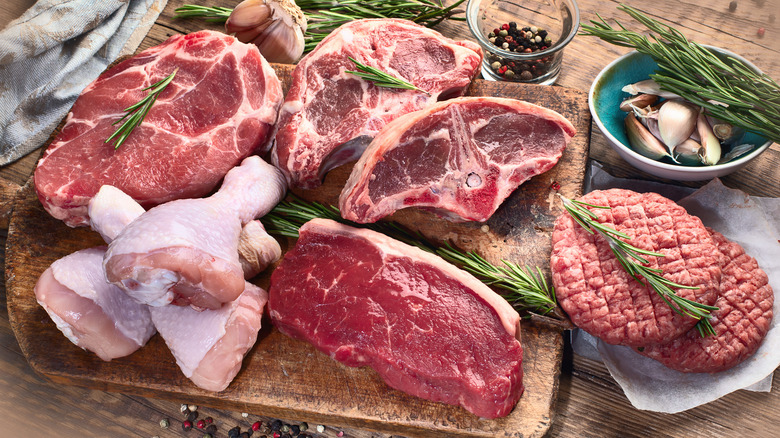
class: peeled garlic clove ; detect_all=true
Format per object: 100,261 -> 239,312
657,100 -> 698,148
226,0 -> 307,63
621,79 -> 680,99
696,113 -> 722,165
625,112 -> 673,161
673,139 -> 704,166
619,93 -> 659,112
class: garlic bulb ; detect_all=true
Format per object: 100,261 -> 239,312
225,0 -> 307,64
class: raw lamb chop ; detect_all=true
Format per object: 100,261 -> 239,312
272,19 -> 482,189
104,156 -> 286,309
150,282 -> 268,392
89,185 -> 281,277
268,218 -> 524,418
340,97 -> 576,223
34,247 -> 155,361
34,30 -> 284,227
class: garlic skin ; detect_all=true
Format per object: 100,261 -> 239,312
621,79 -> 680,99
226,0 -> 307,64
619,93 -> 658,112
657,100 -> 698,148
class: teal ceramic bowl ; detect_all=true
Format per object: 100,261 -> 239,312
588,48 -> 772,181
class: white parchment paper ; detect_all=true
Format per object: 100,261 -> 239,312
572,163 -> 780,413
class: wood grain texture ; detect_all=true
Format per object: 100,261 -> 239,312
5,65 -> 590,436
3,0 -> 780,437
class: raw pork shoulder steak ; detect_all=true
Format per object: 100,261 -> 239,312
551,189 -> 722,347
34,30 -> 283,227
272,18 -> 482,189
268,218 -> 524,419
340,97 -> 576,223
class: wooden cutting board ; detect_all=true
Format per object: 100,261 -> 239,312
6,65 -> 590,438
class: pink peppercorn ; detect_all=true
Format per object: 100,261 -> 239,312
197,419 -> 206,429
252,421 -> 262,431
758,28 -> 766,37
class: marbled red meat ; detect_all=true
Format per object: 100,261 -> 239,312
339,97 -> 575,223
551,189 -> 722,347
34,30 -> 283,227
268,218 -> 523,418
272,19 -> 482,189
639,229 -> 774,373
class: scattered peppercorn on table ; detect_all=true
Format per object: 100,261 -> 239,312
1,0 -> 779,437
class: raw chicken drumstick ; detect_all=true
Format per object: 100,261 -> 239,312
103,155 -> 286,309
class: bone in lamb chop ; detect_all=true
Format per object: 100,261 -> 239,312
103,155 -> 287,309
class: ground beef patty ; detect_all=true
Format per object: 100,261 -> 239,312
551,189 -> 721,347
638,230 -> 774,373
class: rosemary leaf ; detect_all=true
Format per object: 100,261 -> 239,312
559,195 -> 718,335
260,195 -> 558,316
173,5 -> 233,21
581,4 -> 780,143
346,57 -> 430,95
106,68 -> 178,150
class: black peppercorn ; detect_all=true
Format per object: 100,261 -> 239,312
270,420 -> 283,431
187,410 -> 199,422
290,425 -> 300,435
239,433 -> 250,438
205,424 -> 217,434
228,426 -> 241,438
729,0 -> 737,11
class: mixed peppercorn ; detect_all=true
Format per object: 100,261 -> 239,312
157,403 -> 341,438
485,22 -> 556,81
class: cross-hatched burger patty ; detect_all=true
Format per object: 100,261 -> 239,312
551,189 -> 721,347
638,229 -> 774,373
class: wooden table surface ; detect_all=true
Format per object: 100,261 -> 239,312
2,0 -> 779,437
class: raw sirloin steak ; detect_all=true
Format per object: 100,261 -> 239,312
268,218 -> 524,419
551,189 -> 722,347
272,19 -> 483,189
340,97 -> 576,223
34,30 -> 283,227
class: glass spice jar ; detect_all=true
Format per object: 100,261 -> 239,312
466,0 -> 580,85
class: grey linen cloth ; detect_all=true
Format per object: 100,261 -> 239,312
0,0 -> 167,166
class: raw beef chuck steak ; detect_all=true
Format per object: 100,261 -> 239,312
34,30 -> 283,227
639,229 -> 774,373
268,218 -> 524,419
551,189 -> 721,347
272,19 -> 482,189
339,97 -> 576,223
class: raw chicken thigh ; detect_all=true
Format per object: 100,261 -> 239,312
34,247 -> 155,361
149,282 -> 268,391
103,156 -> 286,308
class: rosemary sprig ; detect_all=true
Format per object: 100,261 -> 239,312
261,196 -> 558,316
560,195 -> 717,336
175,0 -> 466,53
581,4 -> 780,143
106,68 -> 178,150
172,5 -> 233,22
345,57 -> 430,95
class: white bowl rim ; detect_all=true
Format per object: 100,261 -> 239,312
588,46 -> 772,175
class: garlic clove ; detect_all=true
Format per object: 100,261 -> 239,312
673,139 -> 704,166
226,0 -> 307,63
625,112 -> 673,161
621,79 -> 680,99
619,93 -> 659,112
226,0 -> 273,32
696,113 -> 722,165
657,100 -> 698,148
254,19 -> 306,64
